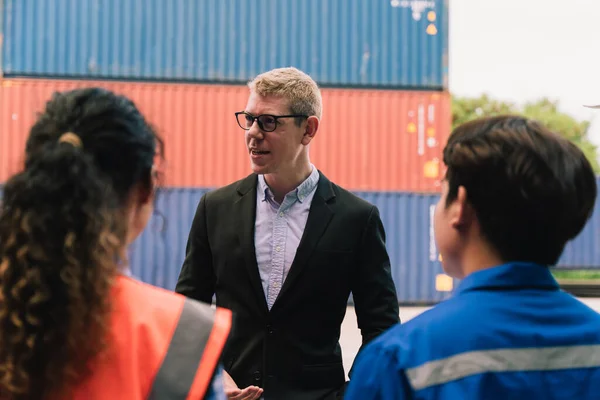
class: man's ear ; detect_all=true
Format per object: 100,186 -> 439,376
449,186 -> 473,230
301,116 -> 319,145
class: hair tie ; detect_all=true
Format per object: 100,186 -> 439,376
58,132 -> 83,148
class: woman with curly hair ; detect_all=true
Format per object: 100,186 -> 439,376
0,87 -> 231,400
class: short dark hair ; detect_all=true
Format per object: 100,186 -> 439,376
443,115 -> 597,265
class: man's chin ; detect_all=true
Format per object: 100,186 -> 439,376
250,163 -> 271,175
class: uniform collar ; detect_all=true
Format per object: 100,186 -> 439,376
456,262 -> 560,294
258,164 -> 319,204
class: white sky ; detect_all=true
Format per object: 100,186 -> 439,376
449,0 -> 600,151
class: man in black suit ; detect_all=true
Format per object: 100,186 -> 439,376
176,67 -> 400,400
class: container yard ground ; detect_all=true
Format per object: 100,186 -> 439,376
339,298 -> 600,379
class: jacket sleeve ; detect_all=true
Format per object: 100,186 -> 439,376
344,342 -> 411,400
350,205 -> 400,374
175,193 -> 216,304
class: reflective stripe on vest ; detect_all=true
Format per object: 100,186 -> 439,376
148,299 -> 232,399
405,345 -> 600,391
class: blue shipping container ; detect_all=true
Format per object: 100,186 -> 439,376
2,183 -> 599,303
128,185 -> 600,290
1,0 -> 449,89
556,191 -> 600,269
0,186 -> 454,304
132,188 -> 454,304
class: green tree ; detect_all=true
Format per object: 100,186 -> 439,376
452,94 -> 600,172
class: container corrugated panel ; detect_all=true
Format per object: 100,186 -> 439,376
557,185 -> 600,268
130,187 -> 600,291
358,190 -> 455,303
0,78 -> 451,192
315,88 -> 450,192
2,0 -> 449,90
0,186 -> 453,303
3,184 -> 600,304
127,188 -> 211,290
0,79 -> 252,187
131,188 -> 455,303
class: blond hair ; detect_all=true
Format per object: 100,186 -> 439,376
248,67 -> 323,120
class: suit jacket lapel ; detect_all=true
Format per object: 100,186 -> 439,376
273,172 -> 336,310
235,174 -> 269,313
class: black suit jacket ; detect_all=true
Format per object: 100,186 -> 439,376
176,172 -> 399,400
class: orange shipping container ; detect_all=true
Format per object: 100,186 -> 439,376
0,78 -> 450,192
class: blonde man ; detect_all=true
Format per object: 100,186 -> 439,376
176,67 -> 399,400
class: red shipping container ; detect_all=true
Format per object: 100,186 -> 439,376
316,88 -> 450,192
0,78 -> 450,192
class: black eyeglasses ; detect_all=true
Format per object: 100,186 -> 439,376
235,111 -> 308,132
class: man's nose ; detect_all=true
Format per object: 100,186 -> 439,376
247,121 -> 265,140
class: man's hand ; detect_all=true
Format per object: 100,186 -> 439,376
223,370 -> 263,400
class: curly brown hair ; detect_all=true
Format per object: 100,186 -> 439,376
0,87 -> 163,399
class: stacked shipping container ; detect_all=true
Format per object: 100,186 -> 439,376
0,183 -> 596,303
0,79 -> 451,191
2,0 -> 449,89
0,0 -> 461,304
128,183 -> 600,288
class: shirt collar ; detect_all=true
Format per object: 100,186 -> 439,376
456,262 -> 560,295
258,165 -> 319,203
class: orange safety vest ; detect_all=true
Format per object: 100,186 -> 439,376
72,275 -> 232,399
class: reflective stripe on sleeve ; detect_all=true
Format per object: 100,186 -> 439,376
406,345 -> 600,391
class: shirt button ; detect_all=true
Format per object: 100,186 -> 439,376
279,212 -> 284,216
276,246 -> 281,252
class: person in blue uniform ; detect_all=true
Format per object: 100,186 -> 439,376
344,115 -> 600,399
